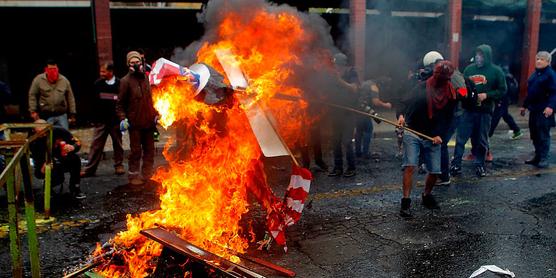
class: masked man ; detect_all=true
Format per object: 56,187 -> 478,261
28,59 -> 77,129
397,61 -> 457,217
451,44 -> 506,178
117,51 -> 159,185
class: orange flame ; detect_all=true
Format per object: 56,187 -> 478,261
94,5 -> 327,277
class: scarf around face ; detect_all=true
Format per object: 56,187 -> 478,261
426,61 -> 456,119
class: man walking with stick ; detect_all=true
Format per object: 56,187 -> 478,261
397,61 -> 457,217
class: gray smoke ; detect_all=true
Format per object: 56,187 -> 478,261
170,0 -> 352,105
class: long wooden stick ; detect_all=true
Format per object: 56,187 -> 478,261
322,102 -> 435,141
273,94 -> 435,141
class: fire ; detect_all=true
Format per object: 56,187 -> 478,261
93,2 -> 330,277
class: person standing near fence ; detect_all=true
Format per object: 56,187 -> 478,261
28,59 -> 77,129
81,62 -> 125,177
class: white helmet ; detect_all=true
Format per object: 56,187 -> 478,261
423,51 -> 444,67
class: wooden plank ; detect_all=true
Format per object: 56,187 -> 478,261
140,228 -> 266,278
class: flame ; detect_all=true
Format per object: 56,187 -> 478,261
94,4 -> 328,277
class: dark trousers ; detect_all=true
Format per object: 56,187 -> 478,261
452,111 -> 492,167
489,98 -> 520,137
82,123 -> 124,175
129,127 -> 155,179
354,117 -> 373,157
332,114 -> 355,170
35,153 -> 81,191
440,114 -> 461,179
529,110 -> 555,160
300,123 -> 325,168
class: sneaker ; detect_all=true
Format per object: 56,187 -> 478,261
129,177 -> 145,185
73,192 -> 87,200
400,198 -> 412,218
475,166 -> 486,177
71,186 -> 86,200
328,168 -> 342,177
463,153 -> 475,161
115,165 -> 125,175
525,156 -> 540,165
436,177 -> 451,186
450,165 -> 462,176
511,130 -> 523,140
486,151 -> 493,162
536,159 -> 549,169
314,160 -> 329,172
421,193 -> 440,210
343,168 -> 356,177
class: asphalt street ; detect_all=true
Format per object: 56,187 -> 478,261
0,118 -> 555,277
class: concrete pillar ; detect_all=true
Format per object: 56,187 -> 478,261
519,0 -> 542,103
350,0 -> 366,79
93,0 -> 113,64
447,0 -> 462,69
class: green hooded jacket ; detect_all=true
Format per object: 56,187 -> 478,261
463,44 -> 507,113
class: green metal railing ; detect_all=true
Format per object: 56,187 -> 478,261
1,123 -> 54,278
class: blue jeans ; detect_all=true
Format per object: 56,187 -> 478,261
332,114 -> 355,170
354,117 -> 373,156
402,133 -> 441,174
529,110 -> 555,160
452,111 -> 492,167
46,113 -> 69,130
440,114 -> 461,179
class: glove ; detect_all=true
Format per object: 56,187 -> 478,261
120,118 -> 130,132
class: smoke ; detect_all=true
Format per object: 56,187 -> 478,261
170,0 -> 353,105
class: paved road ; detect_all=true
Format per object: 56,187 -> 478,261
0,113 -> 554,277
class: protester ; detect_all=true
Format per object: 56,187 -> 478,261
30,119 -> 85,199
520,51 -> 556,168
397,61 -> 456,217
451,44 -> 506,178
28,59 -> 77,129
300,104 -> 329,172
354,80 -> 392,159
117,51 -> 159,185
328,53 -> 359,177
418,51 -> 468,186
81,62 -> 125,177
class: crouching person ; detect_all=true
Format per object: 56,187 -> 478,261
397,61 -> 457,217
30,119 -> 86,200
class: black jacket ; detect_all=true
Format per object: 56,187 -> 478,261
397,81 -> 456,138
93,78 -> 120,125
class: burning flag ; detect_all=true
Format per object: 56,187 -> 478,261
87,0 -> 341,276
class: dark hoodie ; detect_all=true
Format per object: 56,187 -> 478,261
463,44 -> 507,113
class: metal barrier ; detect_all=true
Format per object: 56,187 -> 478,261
0,123 -> 54,278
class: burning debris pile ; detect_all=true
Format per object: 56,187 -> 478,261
86,0 -> 347,276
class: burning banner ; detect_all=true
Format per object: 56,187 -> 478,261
85,0 -> 343,276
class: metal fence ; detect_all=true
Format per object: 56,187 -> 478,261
1,123 -> 54,278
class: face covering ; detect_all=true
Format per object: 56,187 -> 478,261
45,67 -> 59,83
475,53 -> 484,67
130,63 -> 144,75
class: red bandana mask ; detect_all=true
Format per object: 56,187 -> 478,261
45,67 -> 59,83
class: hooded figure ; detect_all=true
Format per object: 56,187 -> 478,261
451,44 -> 507,178
462,44 -> 507,113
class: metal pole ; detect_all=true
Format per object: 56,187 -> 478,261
44,127 -> 53,219
20,150 -> 41,278
447,0 -> 462,69
6,158 -> 23,278
519,0 -> 542,104
350,0 -> 366,78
